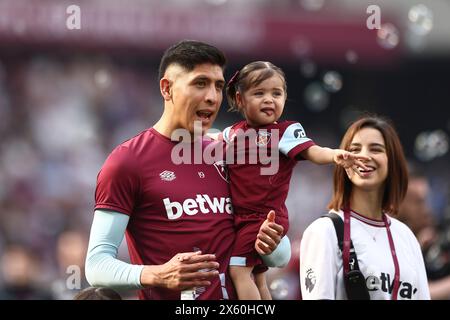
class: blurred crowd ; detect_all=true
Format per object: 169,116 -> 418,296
0,53 -> 449,300
0,54 -> 161,299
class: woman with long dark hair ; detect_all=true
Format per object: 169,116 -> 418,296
300,116 -> 430,300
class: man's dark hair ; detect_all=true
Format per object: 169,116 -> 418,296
73,287 -> 122,300
158,40 -> 226,80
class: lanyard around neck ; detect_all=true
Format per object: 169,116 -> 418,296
343,207 -> 400,300
383,213 -> 400,300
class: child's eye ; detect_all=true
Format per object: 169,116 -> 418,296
273,91 -> 283,97
254,91 -> 263,96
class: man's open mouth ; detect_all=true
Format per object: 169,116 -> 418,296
196,110 -> 213,120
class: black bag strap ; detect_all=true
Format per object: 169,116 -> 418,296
323,212 -> 345,248
323,212 -> 362,270
322,212 -> 370,300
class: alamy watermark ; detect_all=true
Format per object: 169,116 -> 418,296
64,5 -> 381,34
366,5 -> 381,30
66,264 -> 82,290
66,5 -> 81,30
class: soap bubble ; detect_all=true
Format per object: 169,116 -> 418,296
377,23 -> 400,50
323,71 -> 343,93
408,4 -> 433,36
304,82 -> 330,112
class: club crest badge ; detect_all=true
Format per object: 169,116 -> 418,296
255,131 -> 271,146
213,160 -> 229,182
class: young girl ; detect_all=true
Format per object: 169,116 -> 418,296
299,116 -> 430,300
223,61 -> 370,300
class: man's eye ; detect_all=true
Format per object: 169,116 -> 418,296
196,82 -> 206,87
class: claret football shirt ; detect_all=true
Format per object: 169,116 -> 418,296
222,120 -> 315,224
95,128 -> 236,300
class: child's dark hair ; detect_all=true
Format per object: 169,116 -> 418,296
226,61 -> 287,112
158,40 -> 227,80
73,287 -> 122,300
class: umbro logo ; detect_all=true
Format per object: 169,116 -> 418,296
160,170 -> 176,181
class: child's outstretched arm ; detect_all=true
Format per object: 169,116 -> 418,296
300,145 -> 371,174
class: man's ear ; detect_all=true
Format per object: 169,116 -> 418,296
160,78 -> 172,101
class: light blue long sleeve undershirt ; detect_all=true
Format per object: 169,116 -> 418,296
85,210 -> 144,290
85,209 -> 291,289
262,231 -> 291,268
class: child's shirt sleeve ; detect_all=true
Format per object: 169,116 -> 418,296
278,121 -> 315,160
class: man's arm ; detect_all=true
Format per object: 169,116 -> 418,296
85,210 -> 143,289
85,209 -> 219,290
259,235 -> 291,268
